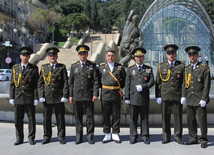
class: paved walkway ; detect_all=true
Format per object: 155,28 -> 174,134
0,122 -> 213,155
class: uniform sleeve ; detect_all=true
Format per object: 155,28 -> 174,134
38,66 -> 45,99
62,65 -> 69,98
120,66 -> 126,89
125,68 -> 131,100
9,67 -> 15,99
33,66 -> 39,100
181,67 -> 187,98
201,66 -> 211,102
155,65 -> 161,98
69,65 -> 74,98
93,64 -> 99,97
142,68 -> 155,89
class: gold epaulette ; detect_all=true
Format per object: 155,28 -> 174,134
160,61 -> 164,64
202,63 -> 207,67
88,60 -> 95,64
100,62 -> 105,65
72,61 -> 78,64
128,64 -> 134,68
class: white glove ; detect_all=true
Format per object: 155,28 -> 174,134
34,100 -> 39,106
156,98 -> 162,104
181,97 -> 186,105
39,98 -> 46,102
199,100 -> 206,107
124,100 -> 131,104
135,85 -> 142,92
60,97 -> 68,102
9,99 -> 15,105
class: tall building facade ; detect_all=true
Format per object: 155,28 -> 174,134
0,0 -> 47,68
139,0 -> 214,66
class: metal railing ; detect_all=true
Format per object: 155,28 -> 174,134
0,4 -> 16,19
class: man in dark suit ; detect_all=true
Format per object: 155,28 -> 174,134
69,45 -> 99,145
10,47 -> 39,146
182,46 -> 211,148
38,47 -> 69,145
155,44 -> 185,144
98,49 -> 126,143
125,47 -> 154,145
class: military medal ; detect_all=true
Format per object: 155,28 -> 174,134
197,76 -> 201,82
89,65 -> 93,70
75,68 -> 78,73
132,70 -> 136,75
118,66 -> 121,71
103,69 -> 106,74
144,76 -> 148,81
88,74 -> 91,78
177,73 -> 180,78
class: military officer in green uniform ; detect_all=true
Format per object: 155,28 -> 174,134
182,46 -> 211,148
124,47 -> 154,145
10,47 -> 39,146
155,44 -> 185,144
69,45 -> 99,145
38,47 -> 69,145
98,49 -> 126,143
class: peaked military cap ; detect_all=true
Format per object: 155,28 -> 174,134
46,47 -> 60,55
164,44 -> 178,54
133,47 -> 147,57
19,47 -> 33,55
185,46 -> 200,55
76,45 -> 90,53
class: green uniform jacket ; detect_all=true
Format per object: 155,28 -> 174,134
98,62 -> 126,101
125,64 -> 154,106
69,60 -> 99,101
155,60 -> 185,102
10,63 -> 39,105
38,63 -> 68,104
182,62 -> 211,106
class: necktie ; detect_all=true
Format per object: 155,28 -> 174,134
22,66 -> 25,74
170,63 -> 173,71
81,63 -> 85,70
138,66 -> 141,72
51,65 -> 54,73
191,65 -> 194,73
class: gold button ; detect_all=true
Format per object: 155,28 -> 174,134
111,82 -> 113,83
192,91 -> 194,93
52,83 -> 54,85
52,74 -> 54,76
52,78 -> 54,80
22,86 -> 24,87
171,77 -> 174,79
82,82 -> 83,84
171,82 -> 173,84
22,90 -> 24,92
52,88 -> 54,90
191,86 -> 193,88
139,79 -> 141,81
81,87 -> 83,89
191,81 -> 193,83
82,73 -> 83,75
171,87 -> 173,89
171,73 -> 173,75
139,75 -> 141,77
82,77 -> 83,79
191,77 -> 193,79
22,81 -> 24,83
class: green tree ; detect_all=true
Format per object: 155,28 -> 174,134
85,0 -> 91,19
91,0 -> 99,32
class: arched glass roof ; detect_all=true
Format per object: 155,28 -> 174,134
138,0 -> 214,65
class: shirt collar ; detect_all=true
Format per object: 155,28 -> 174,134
80,60 -> 87,65
168,60 -> 176,66
50,63 -> 57,68
191,61 -> 198,68
21,63 -> 28,68
136,63 -> 143,68
107,62 -> 115,67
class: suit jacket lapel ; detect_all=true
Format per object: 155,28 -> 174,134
112,63 -> 117,73
53,63 -> 60,74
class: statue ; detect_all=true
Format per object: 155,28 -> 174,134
119,10 -> 143,67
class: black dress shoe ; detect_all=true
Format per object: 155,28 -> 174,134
59,139 -> 66,145
41,139 -> 50,145
143,139 -> 150,145
14,140 -> 23,146
162,139 -> 170,144
29,140 -> 36,145
184,141 -> 198,145
88,139 -> 95,144
201,143 -> 207,148
174,140 -> 184,144
130,139 -> 137,144
102,140 -> 111,144
75,139 -> 82,145
114,140 -> 122,144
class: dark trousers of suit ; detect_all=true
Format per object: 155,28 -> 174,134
161,101 -> 183,141
14,104 -> 35,141
129,105 -> 149,141
101,99 -> 121,134
186,105 -> 208,144
73,101 -> 94,140
43,102 -> 65,140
